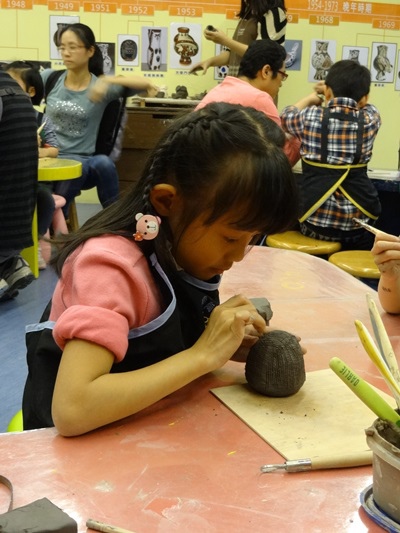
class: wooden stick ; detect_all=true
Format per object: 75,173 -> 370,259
86,518 -> 136,533
366,294 -> 400,388
355,319 -> 400,409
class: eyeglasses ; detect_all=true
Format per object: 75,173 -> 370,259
57,45 -> 86,54
277,70 -> 289,81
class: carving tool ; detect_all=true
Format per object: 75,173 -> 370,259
355,320 -> 400,409
86,519 -> 136,533
260,451 -> 372,473
366,293 -> 400,388
352,218 -> 380,236
329,357 -> 400,426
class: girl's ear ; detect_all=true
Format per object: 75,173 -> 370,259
150,184 -> 179,216
27,86 -> 36,99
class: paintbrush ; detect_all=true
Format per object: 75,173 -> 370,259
352,218 -> 380,235
329,357 -> 400,426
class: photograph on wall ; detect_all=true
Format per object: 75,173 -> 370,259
371,42 -> 396,83
50,15 -> 80,60
214,44 -> 229,80
141,27 -> 168,71
284,40 -> 302,71
395,50 -> 400,91
169,23 -> 202,70
341,46 -> 369,67
309,39 -> 336,82
97,43 -> 115,76
118,35 -> 139,67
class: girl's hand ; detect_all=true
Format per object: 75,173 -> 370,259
204,27 -> 226,45
192,295 -> 267,372
189,60 -> 212,76
88,76 -> 109,102
371,232 -> 400,278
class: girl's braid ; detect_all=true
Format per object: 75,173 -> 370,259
142,112 -> 214,211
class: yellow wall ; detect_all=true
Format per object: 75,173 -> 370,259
1,1 -> 399,202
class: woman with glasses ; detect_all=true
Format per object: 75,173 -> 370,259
41,23 -> 158,211
190,0 -> 287,78
195,40 -> 299,166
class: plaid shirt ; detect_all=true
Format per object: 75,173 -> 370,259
280,98 -> 381,231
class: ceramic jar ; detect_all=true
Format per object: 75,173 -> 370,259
173,27 -> 198,65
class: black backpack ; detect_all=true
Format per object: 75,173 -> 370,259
44,69 -> 128,161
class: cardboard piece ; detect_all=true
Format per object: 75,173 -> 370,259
212,369 -> 397,462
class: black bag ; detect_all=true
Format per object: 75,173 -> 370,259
0,475 -> 77,533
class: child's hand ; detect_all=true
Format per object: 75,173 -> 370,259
371,232 -> 400,278
192,294 -> 267,371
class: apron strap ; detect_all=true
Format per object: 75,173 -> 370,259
320,107 -> 364,164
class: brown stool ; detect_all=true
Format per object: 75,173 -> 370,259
266,231 -> 342,256
328,250 -> 380,279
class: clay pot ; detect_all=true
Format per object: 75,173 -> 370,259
365,418 -> 400,523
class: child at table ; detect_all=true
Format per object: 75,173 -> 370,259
371,231 -> 400,314
22,102 -> 300,436
5,62 -> 68,268
280,60 -> 382,250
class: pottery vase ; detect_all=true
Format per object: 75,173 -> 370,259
173,27 -> 198,65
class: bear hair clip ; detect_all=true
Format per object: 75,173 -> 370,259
133,213 -> 161,241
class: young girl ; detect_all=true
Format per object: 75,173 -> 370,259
42,22 -> 159,209
23,102 -> 299,436
190,0 -> 287,77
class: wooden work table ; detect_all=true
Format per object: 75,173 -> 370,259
1,247 -> 398,532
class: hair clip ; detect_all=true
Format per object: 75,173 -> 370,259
133,213 -> 161,241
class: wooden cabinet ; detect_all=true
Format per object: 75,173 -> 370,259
116,101 -> 196,193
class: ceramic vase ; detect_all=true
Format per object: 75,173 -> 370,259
173,27 -> 198,65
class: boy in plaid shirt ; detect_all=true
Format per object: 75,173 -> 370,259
280,60 -> 381,250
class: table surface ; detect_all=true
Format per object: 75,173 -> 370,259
38,158 -> 82,181
1,247 -> 399,533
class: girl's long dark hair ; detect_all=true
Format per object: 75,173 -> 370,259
238,0 -> 286,19
53,102 -> 299,275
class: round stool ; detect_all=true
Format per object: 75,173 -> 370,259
328,251 -> 381,279
7,409 -> 23,432
266,231 -> 342,256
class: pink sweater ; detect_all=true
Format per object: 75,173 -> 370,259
50,235 -> 162,361
196,76 -> 300,166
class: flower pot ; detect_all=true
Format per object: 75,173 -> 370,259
365,418 -> 400,523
